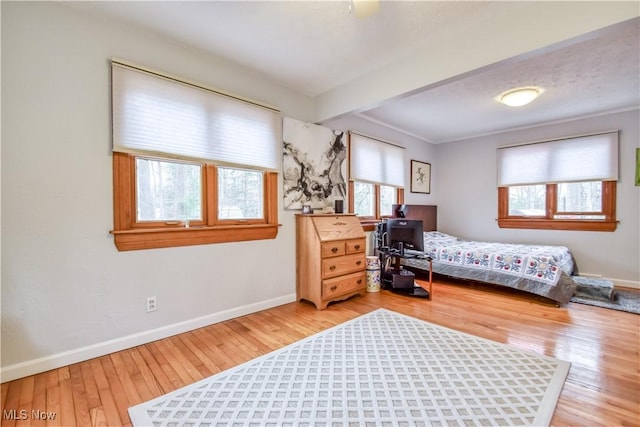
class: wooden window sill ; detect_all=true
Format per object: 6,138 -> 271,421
498,218 -> 617,232
111,224 -> 281,251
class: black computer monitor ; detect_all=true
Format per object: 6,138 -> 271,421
386,219 -> 424,254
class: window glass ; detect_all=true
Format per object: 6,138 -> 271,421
379,185 -> 397,217
135,157 -> 202,222
555,181 -> 604,219
508,185 -> 545,216
218,167 -> 264,219
354,182 -> 374,217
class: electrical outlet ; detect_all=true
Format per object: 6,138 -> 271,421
146,296 -> 157,313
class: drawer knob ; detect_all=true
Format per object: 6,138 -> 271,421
329,265 -> 336,271
331,247 -> 338,253
357,279 -> 362,284
330,285 -> 337,291
354,244 -> 361,250
356,260 -> 362,266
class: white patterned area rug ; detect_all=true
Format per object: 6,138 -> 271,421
129,309 -> 570,427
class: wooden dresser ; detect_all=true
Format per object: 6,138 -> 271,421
296,214 -> 367,310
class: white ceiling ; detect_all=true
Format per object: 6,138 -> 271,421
63,1 -> 640,144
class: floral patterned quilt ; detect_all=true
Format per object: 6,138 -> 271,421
402,232 -> 578,304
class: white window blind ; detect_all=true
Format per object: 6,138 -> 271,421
350,133 -> 405,187
111,61 -> 282,171
497,131 -> 618,187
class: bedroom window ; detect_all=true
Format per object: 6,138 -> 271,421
136,157 -> 203,224
114,153 -> 278,250
497,131 -> 618,231
351,182 -> 402,219
379,185 -> 397,217
217,166 -> 264,220
555,181 -> 605,219
110,60 -> 281,250
506,184 -> 546,217
354,182 -> 375,216
349,133 -> 405,226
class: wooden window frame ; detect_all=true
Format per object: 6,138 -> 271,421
348,181 -> 404,231
497,181 -> 617,232
111,152 -> 279,251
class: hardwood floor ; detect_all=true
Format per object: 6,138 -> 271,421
2,278 -> 639,426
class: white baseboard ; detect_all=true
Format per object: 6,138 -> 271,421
1,293 -> 297,383
612,279 -> 640,290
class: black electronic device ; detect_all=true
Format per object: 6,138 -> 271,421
375,221 -> 387,250
386,219 -> 424,255
389,269 -> 415,289
384,269 -> 430,298
395,204 -> 408,218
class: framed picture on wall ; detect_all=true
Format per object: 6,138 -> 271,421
410,160 -> 431,194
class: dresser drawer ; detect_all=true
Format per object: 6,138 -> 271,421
346,239 -> 366,254
323,271 -> 366,298
322,253 -> 366,279
321,241 -> 346,258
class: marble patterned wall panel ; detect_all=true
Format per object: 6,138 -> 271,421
283,117 -> 347,210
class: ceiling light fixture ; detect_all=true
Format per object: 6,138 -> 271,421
350,0 -> 380,19
497,87 -> 544,107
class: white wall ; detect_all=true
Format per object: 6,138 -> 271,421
435,110 -> 640,287
1,2 -> 317,380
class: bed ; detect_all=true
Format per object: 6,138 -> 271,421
391,204 -> 578,304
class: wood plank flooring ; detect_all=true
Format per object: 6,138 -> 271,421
2,278 -> 639,426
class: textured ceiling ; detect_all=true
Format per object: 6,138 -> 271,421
356,18 -> 640,143
62,1 -> 640,144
